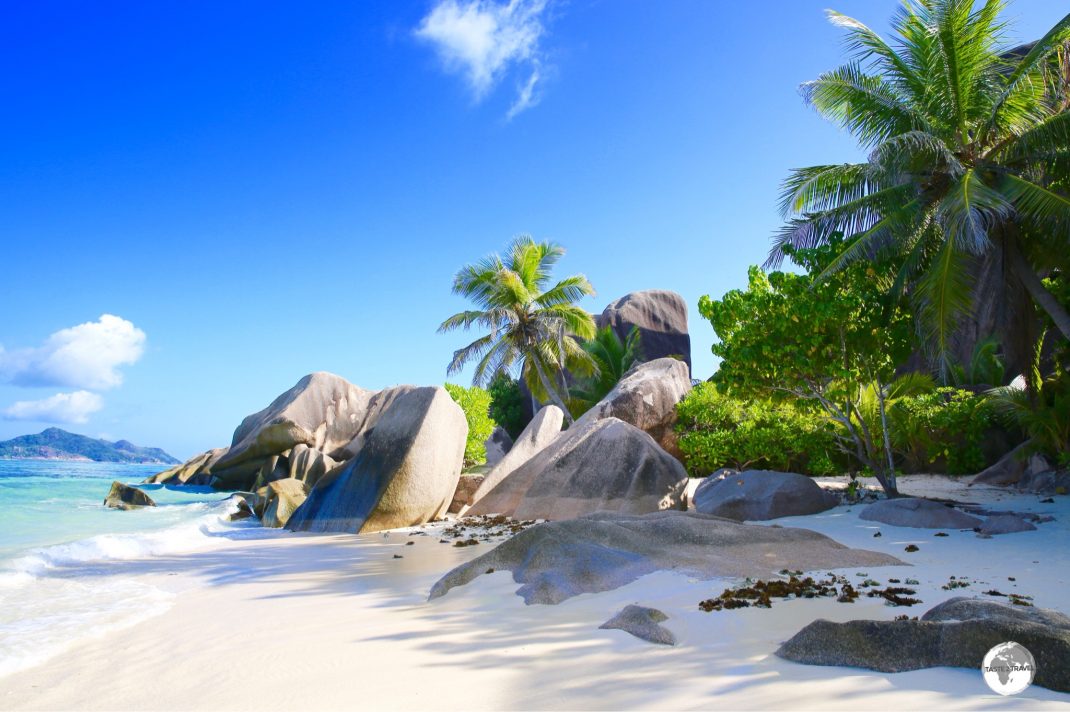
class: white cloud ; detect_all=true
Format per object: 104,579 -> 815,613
3,391 -> 104,425
0,314 -> 146,391
415,0 -> 547,117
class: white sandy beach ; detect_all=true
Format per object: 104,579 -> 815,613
2,475 -> 1068,711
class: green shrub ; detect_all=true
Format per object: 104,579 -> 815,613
889,387 -> 994,474
675,383 -> 842,476
487,373 -> 528,439
444,383 -> 497,468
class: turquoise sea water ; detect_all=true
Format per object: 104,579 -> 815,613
0,460 -> 256,677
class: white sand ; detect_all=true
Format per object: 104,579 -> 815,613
2,475 -> 1068,711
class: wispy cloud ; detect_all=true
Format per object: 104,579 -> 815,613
0,314 -> 146,391
415,0 -> 548,118
3,391 -> 104,425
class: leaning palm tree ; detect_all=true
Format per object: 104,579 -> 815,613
772,0 -> 1070,378
439,237 -> 596,424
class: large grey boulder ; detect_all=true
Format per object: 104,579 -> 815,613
467,417 -> 688,521
468,405 -> 563,510
104,481 -> 156,510
597,290 -> 692,375
143,447 -> 227,486
210,372 -> 373,488
287,386 -> 467,534
859,497 -> 983,529
969,442 -> 1028,487
574,357 -> 691,458
692,470 -> 838,521
600,605 -> 676,646
776,597 -> 1070,692
429,510 -> 903,605
978,514 -> 1037,535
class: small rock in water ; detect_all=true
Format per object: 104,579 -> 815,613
904,544 -> 919,552
934,532 -> 948,537
872,531 -> 882,538
393,554 -> 404,559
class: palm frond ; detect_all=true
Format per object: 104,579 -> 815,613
936,168 -> 1011,254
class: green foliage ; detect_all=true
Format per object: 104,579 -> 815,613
949,337 -> 1006,388
439,236 -> 597,424
568,326 -> 643,418
699,238 -> 914,491
889,387 -> 995,474
675,383 -> 842,476
487,373 -> 529,440
990,371 -> 1070,467
775,1 -> 1070,370
444,383 -> 497,468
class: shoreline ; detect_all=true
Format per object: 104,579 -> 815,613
2,476 -> 1068,710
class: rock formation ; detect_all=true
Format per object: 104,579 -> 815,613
777,597 -> 1070,692
287,386 -> 466,534
597,290 -> 692,375
573,357 -> 691,458
467,405 -> 563,510
103,481 -> 156,510
692,470 -> 839,521
599,605 -> 676,646
859,497 -> 983,529
466,417 -> 688,521
429,510 -> 903,605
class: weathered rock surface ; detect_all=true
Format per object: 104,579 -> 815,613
287,386 -> 467,534
597,290 -> 692,374
599,605 -> 676,646
104,481 -> 156,510
468,405 -> 563,510
448,473 -> 485,515
429,510 -> 903,605
859,497 -> 983,529
970,442 -> 1028,487
692,470 -> 838,521
260,478 -> 310,528
209,372 -> 373,489
977,513 -> 1037,535
225,495 -> 254,521
467,417 -> 688,521
143,447 -> 227,486
484,426 -> 513,467
1016,455 -> 1070,494
776,597 -> 1070,692
574,358 -> 691,458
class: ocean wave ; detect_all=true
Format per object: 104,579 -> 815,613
0,495 -> 274,678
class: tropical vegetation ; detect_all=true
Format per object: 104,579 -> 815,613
439,237 -> 597,424
444,383 -> 497,468
772,0 -> 1070,380
567,325 -> 643,418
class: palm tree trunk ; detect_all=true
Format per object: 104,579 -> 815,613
875,378 -> 898,496
530,357 -> 575,425
1006,236 -> 1070,342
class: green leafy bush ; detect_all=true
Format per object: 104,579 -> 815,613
487,374 -> 528,439
444,383 -> 497,468
889,388 -> 994,474
675,383 -> 842,476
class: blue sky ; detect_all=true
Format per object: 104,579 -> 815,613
1,0 -> 1065,458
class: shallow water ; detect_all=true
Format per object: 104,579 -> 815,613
0,459 -> 258,677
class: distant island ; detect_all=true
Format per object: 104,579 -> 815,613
0,428 -> 180,464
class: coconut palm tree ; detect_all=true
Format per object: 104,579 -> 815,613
567,325 -> 644,418
439,236 -> 596,424
772,0 -> 1070,378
